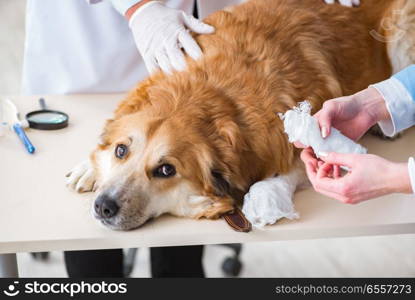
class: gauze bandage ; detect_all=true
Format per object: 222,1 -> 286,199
279,101 -> 367,157
242,173 -> 301,228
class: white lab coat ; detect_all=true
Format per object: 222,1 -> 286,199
22,0 -> 243,95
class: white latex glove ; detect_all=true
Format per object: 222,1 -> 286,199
129,1 -> 215,74
324,0 -> 360,6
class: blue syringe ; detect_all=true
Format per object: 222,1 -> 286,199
0,98 -> 36,154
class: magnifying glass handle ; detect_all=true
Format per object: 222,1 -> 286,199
39,98 -> 47,110
13,123 -> 35,154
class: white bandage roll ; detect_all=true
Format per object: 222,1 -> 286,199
280,101 -> 367,157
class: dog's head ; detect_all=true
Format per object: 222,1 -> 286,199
90,85 -> 247,230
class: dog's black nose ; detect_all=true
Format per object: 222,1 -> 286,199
94,194 -> 119,219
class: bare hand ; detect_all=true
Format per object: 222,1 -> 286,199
300,148 -> 411,204
294,87 -> 390,149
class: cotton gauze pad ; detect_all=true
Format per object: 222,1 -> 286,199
279,101 -> 367,157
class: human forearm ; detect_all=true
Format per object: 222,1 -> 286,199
386,161 -> 412,194
125,0 -> 153,20
352,87 -> 391,124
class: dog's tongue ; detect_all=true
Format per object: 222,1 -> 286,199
222,207 -> 252,233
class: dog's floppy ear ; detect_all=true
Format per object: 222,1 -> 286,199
210,117 -> 249,190
192,147 -> 235,219
197,194 -> 234,219
211,170 -> 231,197
213,117 -> 247,151
98,119 -> 115,148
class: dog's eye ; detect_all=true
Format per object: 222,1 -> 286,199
153,164 -> 176,178
115,144 -> 128,159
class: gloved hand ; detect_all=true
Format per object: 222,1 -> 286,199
129,1 -> 215,74
324,0 -> 360,7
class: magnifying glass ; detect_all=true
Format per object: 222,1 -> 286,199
26,98 -> 69,130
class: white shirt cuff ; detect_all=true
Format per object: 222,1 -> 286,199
370,77 -> 415,137
408,157 -> 415,194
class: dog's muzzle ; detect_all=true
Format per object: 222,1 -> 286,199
94,193 -> 120,220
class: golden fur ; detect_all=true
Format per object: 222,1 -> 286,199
81,0 -> 413,230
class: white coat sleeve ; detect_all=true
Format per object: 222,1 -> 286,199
370,65 -> 415,137
371,65 -> 415,194
86,0 -> 148,15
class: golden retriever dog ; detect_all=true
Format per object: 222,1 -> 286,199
67,0 -> 415,230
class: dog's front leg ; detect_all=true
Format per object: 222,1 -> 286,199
242,166 -> 306,228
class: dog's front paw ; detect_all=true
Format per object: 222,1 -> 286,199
242,177 -> 299,228
66,160 -> 97,193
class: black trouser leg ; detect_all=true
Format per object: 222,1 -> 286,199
64,249 -> 124,277
150,246 -> 204,278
